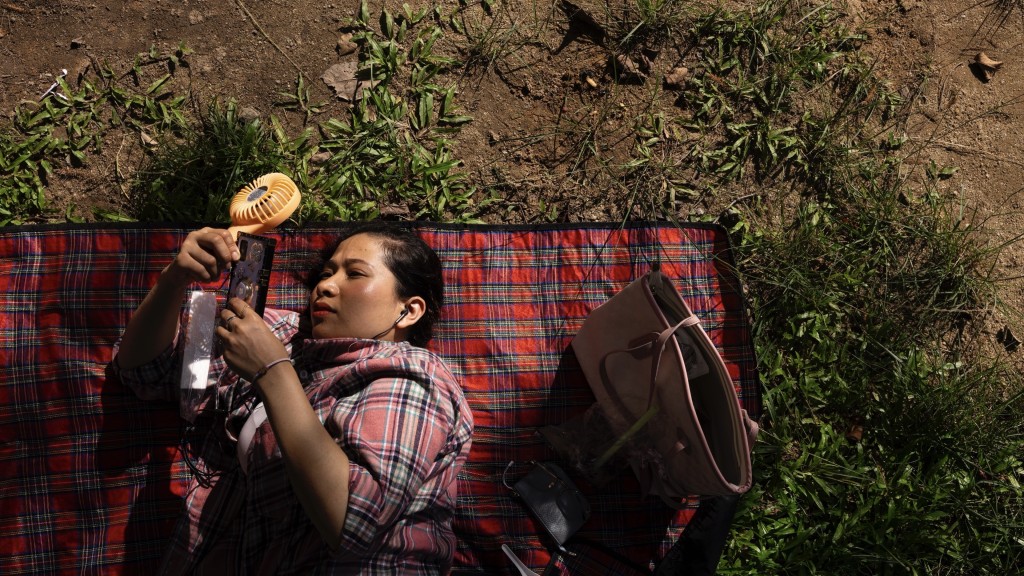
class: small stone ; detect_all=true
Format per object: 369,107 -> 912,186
238,106 -> 260,122
664,66 -> 688,90
188,10 -> 204,25
310,151 -> 332,165
488,131 -> 501,144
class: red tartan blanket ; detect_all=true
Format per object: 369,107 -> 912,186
0,223 -> 759,575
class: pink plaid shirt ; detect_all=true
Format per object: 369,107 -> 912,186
113,308 -> 473,575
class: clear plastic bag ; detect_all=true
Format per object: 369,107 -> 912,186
179,290 -> 218,422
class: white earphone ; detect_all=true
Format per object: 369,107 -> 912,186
370,307 -> 410,340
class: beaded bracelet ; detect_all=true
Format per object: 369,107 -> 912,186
251,357 -> 293,385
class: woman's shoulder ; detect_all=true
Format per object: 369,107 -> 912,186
300,337 -> 458,389
369,342 -> 459,385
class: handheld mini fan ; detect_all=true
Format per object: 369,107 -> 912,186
228,172 -> 301,238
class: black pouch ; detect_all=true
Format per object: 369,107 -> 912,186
503,461 -> 591,553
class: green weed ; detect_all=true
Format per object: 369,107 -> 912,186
612,0 -> 690,49
127,99 -> 304,223
676,0 -> 897,190
0,44 -> 193,224
303,0 -> 490,222
680,3 -> 1024,573
275,74 -> 326,125
0,3 -> 488,225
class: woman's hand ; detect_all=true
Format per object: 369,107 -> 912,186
116,228 -> 238,371
163,227 -> 241,288
216,298 -> 290,386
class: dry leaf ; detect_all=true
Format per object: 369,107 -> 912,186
997,326 -> 1020,352
664,66 -> 689,90
612,54 -> 645,82
559,0 -> 606,45
972,52 -> 1003,83
140,131 -> 157,147
321,62 -> 378,102
976,52 -> 1003,70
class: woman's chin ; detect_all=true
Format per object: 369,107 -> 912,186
310,322 -> 346,340
309,318 -> 327,339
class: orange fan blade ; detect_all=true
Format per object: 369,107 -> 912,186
227,173 -> 301,238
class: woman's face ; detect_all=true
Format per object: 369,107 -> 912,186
309,233 -> 408,340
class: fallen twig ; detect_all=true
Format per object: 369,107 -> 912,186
234,0 -> 306,79
715,192 -> 760,222
907,137 -> 1024,169
2,3 -> 28,14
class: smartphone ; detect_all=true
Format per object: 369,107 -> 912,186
227,232 -> 276,316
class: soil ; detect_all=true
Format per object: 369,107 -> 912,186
3,0 -> 1024,340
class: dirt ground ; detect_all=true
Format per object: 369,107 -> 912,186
3,0 -> 1024,336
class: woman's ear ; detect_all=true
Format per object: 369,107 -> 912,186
396,296 -> 426,329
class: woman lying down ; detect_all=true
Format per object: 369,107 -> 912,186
113,222 -> 473,574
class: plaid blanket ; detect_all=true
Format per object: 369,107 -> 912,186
0,223 -> 759,575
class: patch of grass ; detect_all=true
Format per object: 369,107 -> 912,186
128,99 -> 303,223
302,0 -> 491,222
0,3 -> 489,226
449,0 -> 523,73
0,44 -> 193,224
663,2 -> 1024,574
612,0 -> 690,50
0,43 -> 193,223
725,174 -> 1024,574
676,0 -> 897,189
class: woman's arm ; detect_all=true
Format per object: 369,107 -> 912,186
216,299 -> 459,553
117,228 -> 239,370
258,361 -> 353,549
215,297 -> 352,547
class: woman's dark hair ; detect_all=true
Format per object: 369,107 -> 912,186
318,222 -> 444,347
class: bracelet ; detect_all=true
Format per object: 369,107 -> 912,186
251,357 -> 293,384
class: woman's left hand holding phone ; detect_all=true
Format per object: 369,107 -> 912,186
216,297 -> 291,388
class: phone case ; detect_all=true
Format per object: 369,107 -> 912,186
228,232 -> 276,316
